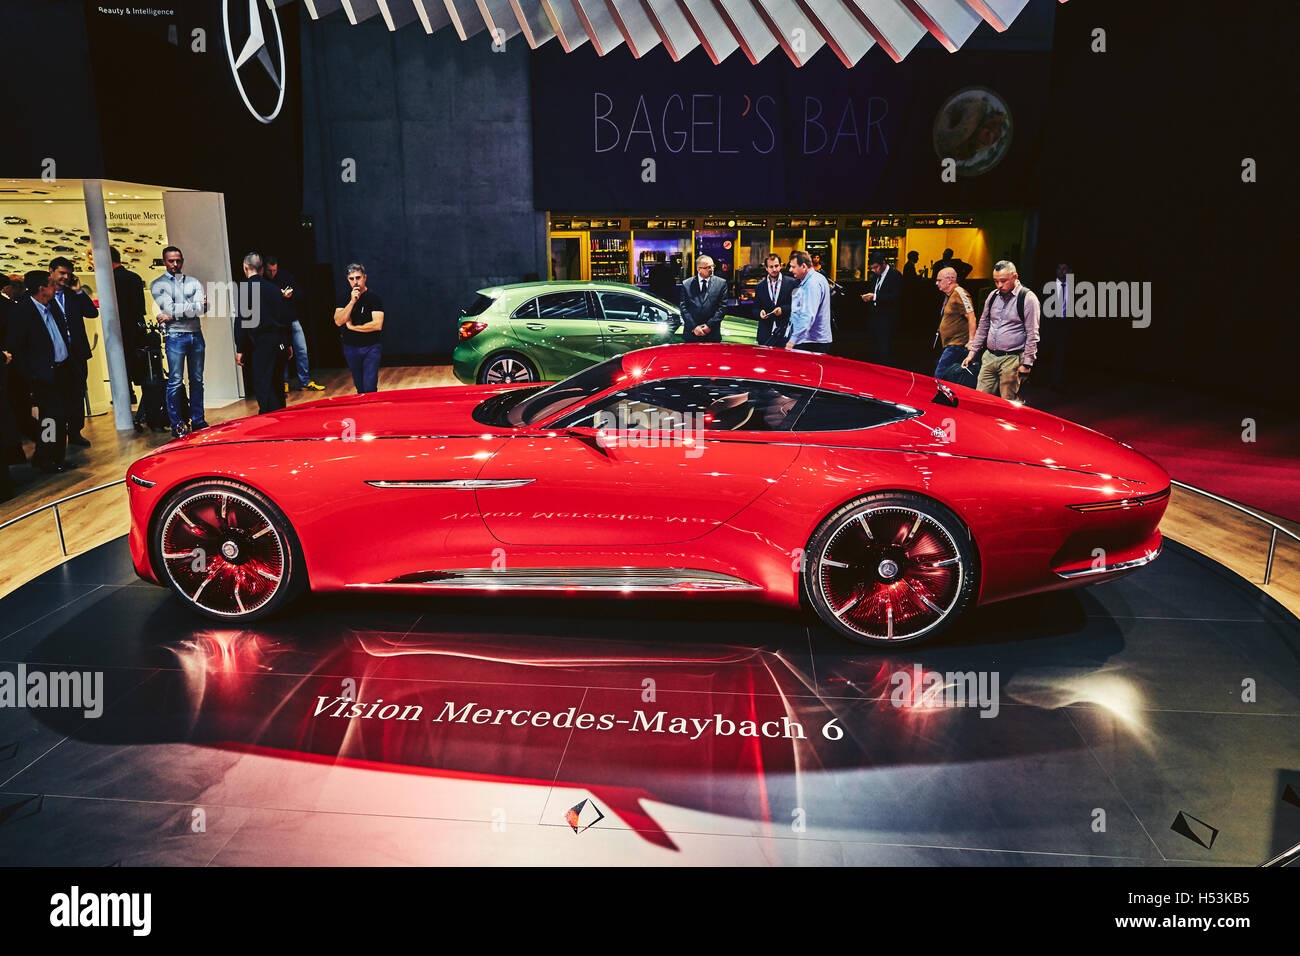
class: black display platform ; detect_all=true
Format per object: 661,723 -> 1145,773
1,537 -> 1297,865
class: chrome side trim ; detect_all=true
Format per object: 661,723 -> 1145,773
129,474 -> 156,488
364,479 -> 536,489
151,433 -> 1143,483
347,567 -> 763,592
1056,543 -> 1163,580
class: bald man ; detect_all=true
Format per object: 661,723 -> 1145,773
934,266 -> 977,380
676,255 -> 727,342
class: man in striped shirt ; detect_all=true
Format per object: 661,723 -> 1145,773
934,267 -> 976,380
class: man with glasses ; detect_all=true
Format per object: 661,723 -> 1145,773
150,246 -> 208,436
676,255 -> 726,342
962,260 -> 1040,401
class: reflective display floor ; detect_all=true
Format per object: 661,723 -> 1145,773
1,538 -> 1297,866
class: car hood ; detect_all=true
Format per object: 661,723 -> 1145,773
171,386 -> 517,447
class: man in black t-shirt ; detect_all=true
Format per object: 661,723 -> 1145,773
333,262 -> 384,394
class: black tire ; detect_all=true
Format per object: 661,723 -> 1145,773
803,492 -> 977,646
150,479 -> 306,622
478,352 -> 539,385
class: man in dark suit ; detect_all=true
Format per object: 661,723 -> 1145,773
2,279 -> 34,453
862,252 -> 903,366
7,271 -> 82,472
0,288 -> 16,498
110,246 -> 147,400
48,256 -> 96,446
753,254 -> 795,347
234,252 -> 291,414
676,255 -> 727,343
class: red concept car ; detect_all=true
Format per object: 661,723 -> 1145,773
126,346 -> 1169,646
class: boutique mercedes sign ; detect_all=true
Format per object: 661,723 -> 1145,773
223,0 -> 285,124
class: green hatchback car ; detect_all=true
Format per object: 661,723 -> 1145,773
453,281 -> 759,384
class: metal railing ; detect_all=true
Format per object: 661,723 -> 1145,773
0,479 -> 126,556
1170,480 -> 1299,586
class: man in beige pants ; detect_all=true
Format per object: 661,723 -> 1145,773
962,260 -> 1041,401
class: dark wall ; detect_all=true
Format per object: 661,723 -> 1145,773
1036,0 -> 1289,406
82,3 -> 306,276
300,10 -> 545,361
0,0 -> 105,178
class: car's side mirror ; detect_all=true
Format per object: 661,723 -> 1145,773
564,425 -> 611,457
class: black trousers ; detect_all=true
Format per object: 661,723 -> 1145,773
31,364 -> 79,466
7,367 -> 36,442
868,314 -> 899,367
249,341 -> 288,414
66,358 -> 87,436
795,342 -> 832,354
0,363 -> 16,487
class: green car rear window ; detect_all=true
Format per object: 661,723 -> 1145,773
463,294 -> 495,317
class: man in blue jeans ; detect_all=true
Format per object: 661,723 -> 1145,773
265,256 -> 324,392
933,267 -> 977,382
333,263 -> 384,393
150,246 -> 208,436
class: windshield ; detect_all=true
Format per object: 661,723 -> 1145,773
505,356 -> 630,427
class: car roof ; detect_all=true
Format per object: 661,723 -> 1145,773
476,280 -> 660,298
618,345 -> 926,403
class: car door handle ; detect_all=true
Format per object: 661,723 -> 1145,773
525,323 -> 546,330
607,326 -> 628,333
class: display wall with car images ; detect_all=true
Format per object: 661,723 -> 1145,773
0,181 -> 173,415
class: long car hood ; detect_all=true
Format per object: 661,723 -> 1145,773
174,386 -> 515,447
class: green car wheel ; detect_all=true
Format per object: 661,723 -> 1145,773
478,352 -> 539,385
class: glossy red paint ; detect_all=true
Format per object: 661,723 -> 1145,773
127,346 -> 1168,623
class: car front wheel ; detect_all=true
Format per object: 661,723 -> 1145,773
803,493 -> 976,646
150,480 -> 304,621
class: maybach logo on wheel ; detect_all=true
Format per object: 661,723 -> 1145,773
223,0 -> 285,124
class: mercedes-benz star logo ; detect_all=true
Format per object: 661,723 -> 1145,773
223,0 -> 285,124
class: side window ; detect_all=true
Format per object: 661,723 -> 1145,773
793,390 -> 915,431
535,291 -> 592,320
511,297 -> 538,320
600,292 -> 669,323
560,378 -> 815,433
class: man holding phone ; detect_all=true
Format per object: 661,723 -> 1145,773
754,254 -> 794,347
265,255 -> 324,392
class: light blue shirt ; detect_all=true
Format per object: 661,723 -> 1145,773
150,271 -> 206,333
35,299 -> 69,363
789,269 -> 832,345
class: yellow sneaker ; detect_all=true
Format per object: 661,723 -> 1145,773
304,381 -> 326,391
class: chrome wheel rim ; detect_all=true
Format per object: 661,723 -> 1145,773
159,490 -> 287,617
484,357 -> 534,384
816,506 -> 963,641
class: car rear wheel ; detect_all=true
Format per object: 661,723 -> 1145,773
150,480 -> 305,622
803,493 -> 976,646
479,353 -> 538,385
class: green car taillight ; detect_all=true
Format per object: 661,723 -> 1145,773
459,320 -> 488,341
